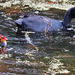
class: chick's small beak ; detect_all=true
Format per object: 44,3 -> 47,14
26,32 -> 30,34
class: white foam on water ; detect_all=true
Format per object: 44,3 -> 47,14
47,58 -> 70,75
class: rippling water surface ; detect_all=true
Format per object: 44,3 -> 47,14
0,9 -> 75,75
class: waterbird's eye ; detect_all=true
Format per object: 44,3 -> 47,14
1,36 -> 4,39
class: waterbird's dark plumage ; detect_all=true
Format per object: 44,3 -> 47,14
15,7 -> 75,32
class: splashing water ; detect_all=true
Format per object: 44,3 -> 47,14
25,32 -> 39,51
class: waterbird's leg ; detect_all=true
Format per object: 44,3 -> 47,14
0,46 -> 6,54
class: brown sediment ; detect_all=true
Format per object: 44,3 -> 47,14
0,62 -> 9,72
1,5 -> 25,16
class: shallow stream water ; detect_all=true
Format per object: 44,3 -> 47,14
0,9 -> 75,75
